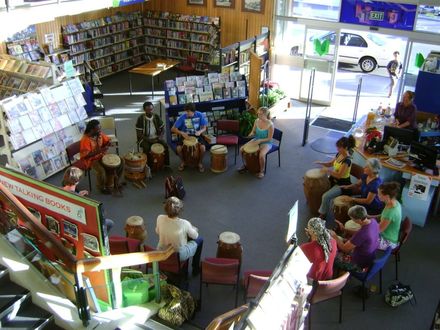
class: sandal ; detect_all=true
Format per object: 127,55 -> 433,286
198,164 -> 205,173
257,172 -> 265,179
238,166 -> 247,174
178,163 -> 185,171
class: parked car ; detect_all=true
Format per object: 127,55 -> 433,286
291,30 -> 391,73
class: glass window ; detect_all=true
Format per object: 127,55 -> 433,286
345,34 -> 367,47
287,0 -> 341,21
274,20 -> 306,56
8,0 -> 58,9
415,5 -> 440,34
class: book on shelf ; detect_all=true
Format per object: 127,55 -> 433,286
175,76 -> 187,87
213,87 -> 223,100
198,91 -> 213,102
204,85 -> 212,93
64,96 -> 78,112
48,103 -> 62,117
27,81 -> 38,92
231,87 -> 239,98
38,106 -> 52,122
11,61 -> 23,72
18,115 -> 33,130
67,110 -> 80,124
177,93 -> 186,105
22,128 -> 37,144
19,80 -> 31,91
238,86 -> 246,98
28,110 -> 41,126
223,87 -> 231,99
33,125 -> 45,139
212,82 -> 224,90
40,121 -> 54,136
169,94 -> 178,106
10,132 -> 26,150
177,85 -> 185,93
7,119 -> 22,134
165,80 -> 175,89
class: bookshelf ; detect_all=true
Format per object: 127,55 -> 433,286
162,72 -> 247,151
0,54 -> 58,100
0,77 -> 87,180
220,42 -> 239,74
255,31 -> 270,85
238,38 -> 255,83
62,11 -> 145,79
6,37 -> 42,62
144,11 -> 221,72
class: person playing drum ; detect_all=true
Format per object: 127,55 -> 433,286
315,135 -> 356,219
135,101 -> 170,167
238,107 -> 274,179
156,197 -> 204,276
171,103 -> 207,173
80,119 -> 123,195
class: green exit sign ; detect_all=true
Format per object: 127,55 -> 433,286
369,11 -> 385,21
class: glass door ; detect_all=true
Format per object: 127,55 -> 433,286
299,27 -> 339,106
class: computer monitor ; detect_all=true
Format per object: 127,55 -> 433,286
409,141 -> 438,172
382,125 -> 419,147
286,200 -> 298,245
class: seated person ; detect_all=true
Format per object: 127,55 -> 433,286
315,135 -> 356,219
80,119 -> 123,195
238,107 -> 274,179
156,197 -> 203,276
336,158 -> 384,236
300,217 -> 337,281
135,101 -> 170,167
62,166 -> 88,196
331,205 -> 379,272
377,182 -> 402,250
394,91 -> 417,130
170,103 -> 207,173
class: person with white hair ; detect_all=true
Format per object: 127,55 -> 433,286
300,217 -> 337,281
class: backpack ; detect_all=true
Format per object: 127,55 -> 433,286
158,283 -> 195,326
385,282 -> 416,307
165,175 -> 186,199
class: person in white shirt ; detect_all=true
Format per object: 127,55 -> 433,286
156,196 -> 203,275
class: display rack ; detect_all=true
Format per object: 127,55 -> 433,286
0,54 -> 58,100
220,42 -> 239,74
163,72 -> 247,151
62,11 -> 145,79
0,77 -> 87,180
255,31 -> 270,85
238,38 -> 256,83
5,37 -> 42,62
144,11 -> 221,72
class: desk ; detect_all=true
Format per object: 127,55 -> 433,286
128,59 -> 180,98
351,117 -> 440,227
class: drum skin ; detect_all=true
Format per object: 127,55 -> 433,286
333,195 -> 354,224
303,168 -> 331,215
210,144 -> 228,173
216,231 -> 243,262
243,144 -> 260,174
102,154 -> 121,188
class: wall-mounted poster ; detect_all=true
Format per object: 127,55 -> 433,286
46,215 -> 59,234
188,0 -> 205,5
339,0 -> 417,31
82,233 -> 99,253
63,220 -> 78,240
242,0 -> 265,13
215,0 -> 235,9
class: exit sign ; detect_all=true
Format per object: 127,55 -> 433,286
369,11 -> 384,21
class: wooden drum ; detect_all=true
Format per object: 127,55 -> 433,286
210,144 -> 228,173
333,195 -> 354,224
124,215 -> 147,242
124,152 -> 147,181
303,168 -> 331,215
102,154 -> 121,189
243,143 -> 260,174
182,136 -> 200,167
149,143 -> 165,172
216,231 -> 243,262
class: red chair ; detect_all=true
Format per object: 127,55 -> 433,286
216,120 -> 240,164
177,55 -> 197,75
307,271 -> 350,328
65,141 -> 92,191
200,257 -> 240,309
242,270 -> 272,302
159,251 -> 189,288
109,235 -> 142,254
393,217 -> 412,280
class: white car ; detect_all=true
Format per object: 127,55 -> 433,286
291,30 -> 391,73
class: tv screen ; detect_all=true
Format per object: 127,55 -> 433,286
383,125 -> 419,146
286,200 -> 298,244
409,141 -> 438,170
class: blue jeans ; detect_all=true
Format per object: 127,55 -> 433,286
318,185 -> 342,217
179,237 -> 203,270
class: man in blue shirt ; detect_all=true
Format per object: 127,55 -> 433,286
171,103 -> 207,172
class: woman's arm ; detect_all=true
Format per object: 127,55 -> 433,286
353,192 -> 376,205
331,231 -> 355,253
328,162 -> 349,179
379,217 -> 391,233
315,157 -> 335,167
341,178 -> 362,190
247,120 -> 257,137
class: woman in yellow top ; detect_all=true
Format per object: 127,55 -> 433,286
315,135 -> 356,219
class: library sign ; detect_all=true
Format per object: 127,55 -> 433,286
340,0 -> 417,31
113,0 -> 144,7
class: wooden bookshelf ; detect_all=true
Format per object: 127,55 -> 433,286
220,42 -> 239,74
0,54 -> 58,100
238,38 -> 255,84
6,37 -> 42,62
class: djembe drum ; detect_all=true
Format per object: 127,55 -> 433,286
102,154 -> 122,191
303,168 -> 331,215
333,195 -> 354,224
124,152 -> 147,181
216,231 -> 243,263
149,143 -> 165,172
210,144 -> 228,173
124,215 -> 147,242
243,143 -> 260,174
182,136 -> 200,167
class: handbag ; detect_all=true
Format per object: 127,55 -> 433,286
385,282 -> 416,307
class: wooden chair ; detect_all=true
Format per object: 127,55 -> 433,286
264,128 -> 283,173
307,271 -> 350,328
216,119 -> 240,164
393,217 -> 412,280
65,141 -> 92,191
200,257 -> 240,309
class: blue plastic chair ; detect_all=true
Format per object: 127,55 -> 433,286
350,246 -> 392,311
264,128 -> 283,173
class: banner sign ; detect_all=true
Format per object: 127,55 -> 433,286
339,0 -> 417,31
113,0 -> 144,7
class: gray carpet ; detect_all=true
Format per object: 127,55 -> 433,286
43,70 -> 440,330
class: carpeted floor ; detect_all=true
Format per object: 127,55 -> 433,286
44,70 -> 440,329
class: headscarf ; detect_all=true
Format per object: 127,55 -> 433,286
307,217 -> 332,262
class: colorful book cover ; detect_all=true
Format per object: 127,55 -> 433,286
213,87 -> 223,100
231,87 -> 239,98
175,76 -> 187,87
169,94 -> 178,106
7,119 -> 22,134
41,121 -> 54,136
185,93 -> 194,103
28,110 -> 41,125
198,91 -> 213,102
238,86 -> 246,97
22,128 -> 37,144
177,93 -> 186,105
18,115 -> 33,130
64,96 -> 78,112
48,103 -> 62,117
223,87 -> 231,99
